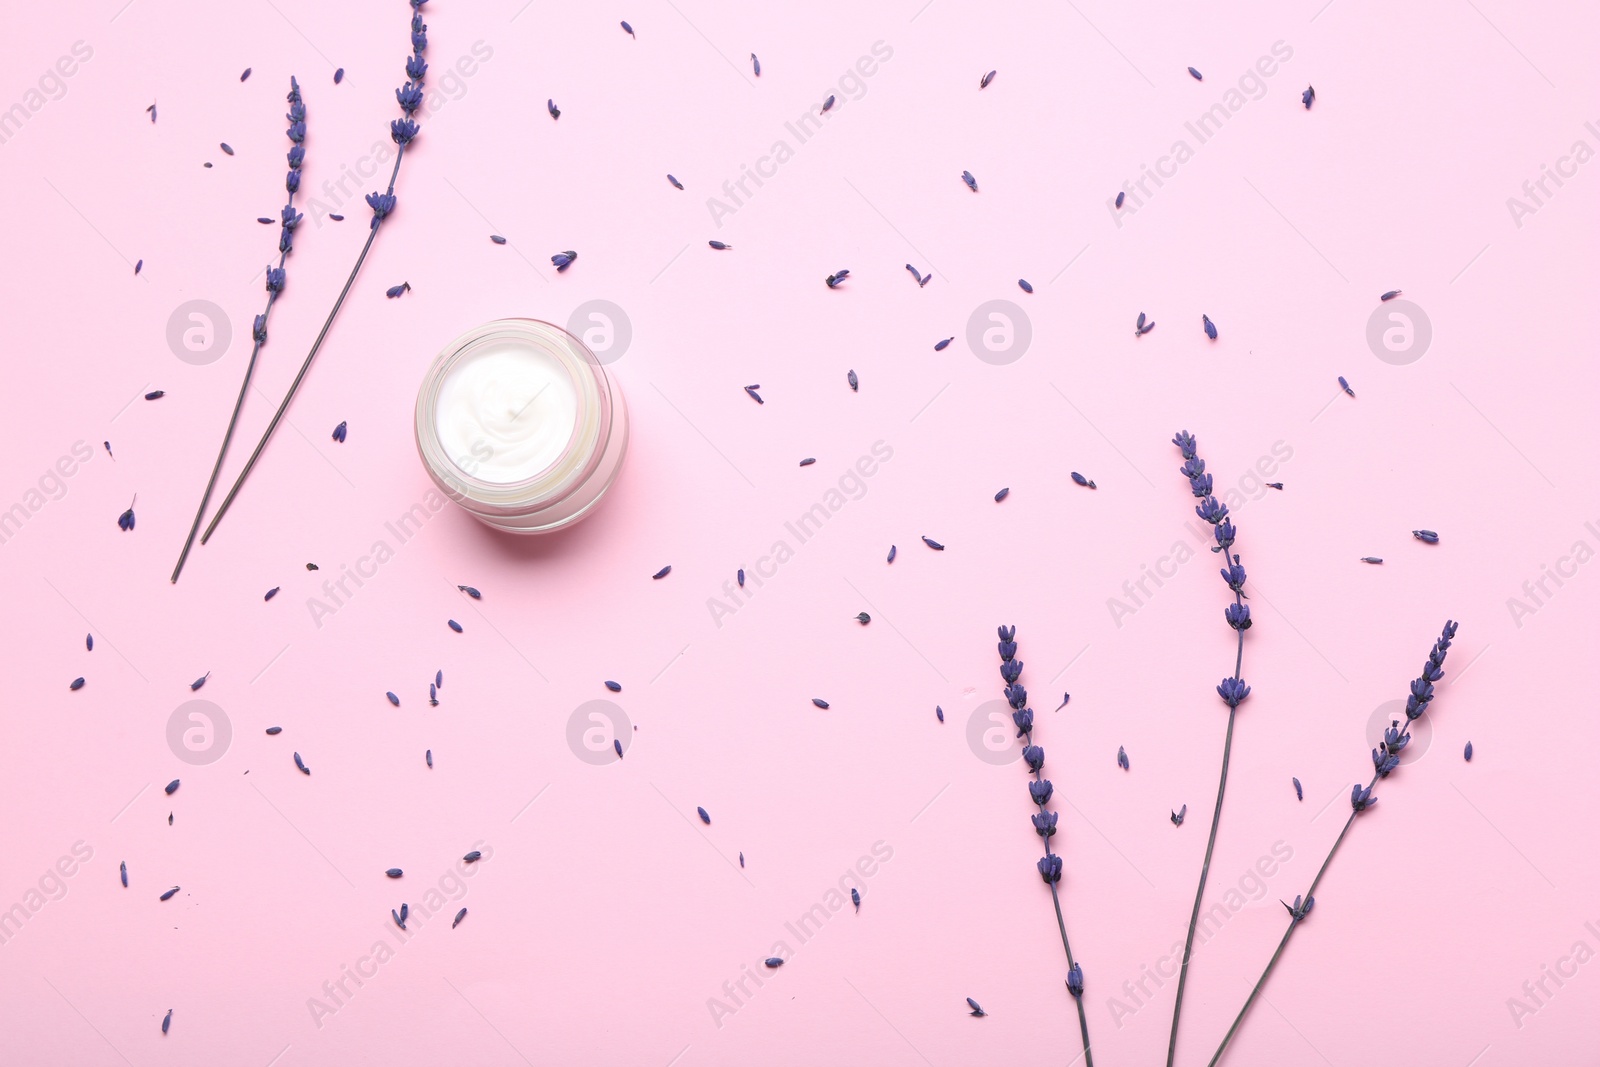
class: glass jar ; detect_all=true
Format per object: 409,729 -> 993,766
414,318 -> 628,533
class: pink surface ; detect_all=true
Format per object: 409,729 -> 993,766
3,0 -> 1598,1064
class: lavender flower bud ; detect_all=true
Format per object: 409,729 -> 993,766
406,54 -> 428,81
1217,677 -> 1251,708
1000,659 -> 1023,684
265,268 -> 286,293
252,314 -> 267,343
1028,779 -> 1053,807
1372,747 -> 1399,777
1214,520 -> 1236,551
998,638 -> 1017,661
1023,745 -> 1044,772
1066,963 -> 1084,997
1196,497 -> 1229,524
1350,783 -> 1377,812
286,120 -> 306,144
1383,725 -> 1409,754
1037,854 -> 1063,884
281,206 -> 302,229
1005,683 -> 1027,710
1220,556 -> 1247,592
1179,457 -> 1205,480
1032,811 -> 1057,837
286,170 -> 301,194
367,192 -> 396,228
1172,431 -> 1197,458
1188,473 -> 1214,498
1224,603 -> 1251,630
391,118 -> 419,146
287,145 -> 305,170
1012,707 -> 1033,735
997,624 -> 1015,642
396,82 -> 424,113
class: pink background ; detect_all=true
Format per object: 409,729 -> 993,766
3,0 -> 1598,1064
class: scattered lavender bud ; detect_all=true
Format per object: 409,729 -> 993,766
851,887 -> 861,911
667,174 -> 683,190
825,269 -> 850,288
294,751 -> 310,775
1172,804 -> 1187,826
190,672 -> 210,691
821,95 -> 835,112
1116,191 -> 1126,209
995,487 -> 1010,502
386,691 -> 400,706
854,612 -> 870,625
934,337 -> 953,351
1202,314 -> 1218,339
697,806 -> 711,824
1117,746 -> 1130,771
621,20 -> 634,36
847,369 -> 858,392
1018,279 -> 1033,293
329,213 -> 343,221
709,240 -> 731,250
967,997 -> 986,1017
120,862 -> 127,887
765,957 -> 784,968
241,68 -> 252,82
86,634 -> 93,651
1361,557 -> 1383,564
385,283 -> 408,298
1464,741 -> 1474,761
446,619 -> 462,633
906,263 -> 923,284
490,234 -> 507,244
429,683 -> 437,705
551,250 -> 577,271
334,68 -> 344,84
1338,376 -> 1354,397
812,698 -> 830,709
887,545 -> 896,563
799,458 -> 817,466
744,384 -> 763,403
1188,66 -> 1203,80
737,569 -> 745,587
936,706 -> 944,722
392,908 -> 406,931
613,739 -> 624,759
134,260 -> 143,274
1070,472 -> 1096,489
922,536 -> 945,550
146,104 -> 156,122
739,852 -> 745,867
1067,964 -> 1084,998
464,851 -> 481,863
1267,482 -> 1283,490
435,670 -> 442,689
265,726 -> 282,735
1381,289 -> 1402,301
547,99 -> 559,119
1293,777 -> 1303,800
331,421 -> 347,442
962,170 -> 978,192
452,907 -> 467,928
220,142 -> 234,155
605,680 -> 622,692
652,565 -> 672,579
165,779 -> 180,795
162,1010 -> 172,1034
385,869 -> 403,878
1302,85 -> 1315,109
117,499 -> 136,531
458,585 -> 482,598
258,217 -> 274,224
1413,529 -> 1440,544
264,586 -> 280,602
160,887 -> 179,901
1055,693 -> 1070,711
751,54 -> 760,76
980,70 -> 996,88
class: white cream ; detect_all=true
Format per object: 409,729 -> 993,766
434,341 -> 579,483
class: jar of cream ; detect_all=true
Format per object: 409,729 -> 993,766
414,318 -> 628,533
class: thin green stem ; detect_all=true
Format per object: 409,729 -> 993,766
1165,561 -> 1247,1067
200,150 -> 404,545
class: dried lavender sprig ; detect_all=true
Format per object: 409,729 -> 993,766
998,626 -> 1094,1066
1206,620 -> 1459,1067
1166,430 -> 1253,1067
200,1 -> 428,546
170,77 -> 307,582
